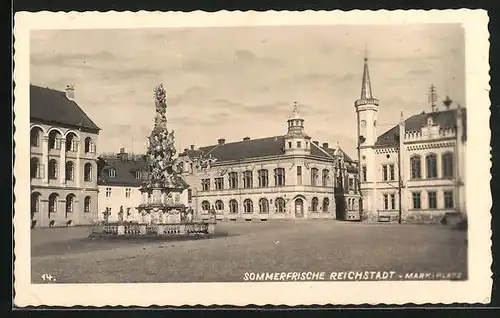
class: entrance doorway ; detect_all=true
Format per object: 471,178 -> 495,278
294,198 -> 304,218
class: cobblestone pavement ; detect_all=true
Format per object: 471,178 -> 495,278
31,221 -> 467,283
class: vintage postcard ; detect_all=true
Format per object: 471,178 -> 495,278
13,10 -> 491,306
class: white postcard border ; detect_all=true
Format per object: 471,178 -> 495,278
13,9 -> 491,306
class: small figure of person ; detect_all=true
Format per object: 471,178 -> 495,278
118,206 -> 124,222
103,207 -> 111,223
210,205 -> 217,222
187,207 -> 194,223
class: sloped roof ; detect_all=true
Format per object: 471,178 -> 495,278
375,108 -> 467,147
97,157 -> 190,189
97,157 -> 147,187
30,85 -> 100,132
180,135 -> 355,163
198,136 -> 287,161
324,147 -> 355,163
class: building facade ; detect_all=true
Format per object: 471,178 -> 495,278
355,57 -> 467,223
30,85 -> 100,227
96,149 -> 190,222
177,104 -> 360,221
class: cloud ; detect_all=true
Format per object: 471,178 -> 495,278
31,51 -> 117,68
29,26 -> 465,155
407,68 -> 433,75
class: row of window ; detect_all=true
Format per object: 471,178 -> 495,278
346,198 -> 357,211
107,169 -> 145,180
381,190 -> 454,210
361,153 -> 455,182
201,197 -> 331,214
286,140 -> 309,149
30,157 -> 94,182
104,187 -> 132,198
410,153 -> 454,179
31,192 -> 92,214
201,168 -> 335,191
30,128 -> 97,153
412,190 -> 454,210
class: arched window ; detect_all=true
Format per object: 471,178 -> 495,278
410,155 -> 421,179
259,198 -> 269,214
48,130 -> 61,150
229,199 -> 238,214
84,137 -> 95,153
31,192 -> 41,214
243,171 -> 253,188
48,193 -> 58,213
243,199 -> 253,214
84,196 -> 91,213
274,168 -> 285,186
311,168 -> 319,186
108,168 -> 116,178
322,169 -> 329,187
65,161 -> 74,181
84,163 -> 93,182
48,159 -> 58,180
258,169 -> 269,187
215,200 -> 224,211
322,197 -> 330,212
426,154 -> 437,178
66,194 -> 75,213
65,132 -> 78,152
201,200 -> 210,212
442,152 -> 454,178
30,127 -> 42,147
275,197 -> 286,213
311,197 -> 319,212
30,157 -> 41,179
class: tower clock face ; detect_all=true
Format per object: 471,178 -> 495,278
360,120 -> 367,127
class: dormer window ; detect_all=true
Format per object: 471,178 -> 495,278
108,168 -> 116,178
427,117 -> 433,126
135,171 -> 142,179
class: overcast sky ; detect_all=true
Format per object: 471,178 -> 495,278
30,24 -> 465,156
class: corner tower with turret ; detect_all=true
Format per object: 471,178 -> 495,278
284,101 -> 312,156
355,54 -> 379,220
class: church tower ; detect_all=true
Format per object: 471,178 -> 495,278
284,101 -> 311,156
354,54 -> 379,220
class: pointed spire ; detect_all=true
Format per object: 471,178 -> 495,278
293,101 -> 299,115
360,51 -> 373,99
289,101 -> 302,120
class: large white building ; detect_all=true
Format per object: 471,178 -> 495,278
30,85 -> 100,227
355,56 -> 467,223
176,103 -> 360,221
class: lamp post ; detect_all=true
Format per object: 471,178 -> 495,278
397,141 -> 402,224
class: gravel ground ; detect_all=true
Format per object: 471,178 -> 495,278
31,221 -> 467,283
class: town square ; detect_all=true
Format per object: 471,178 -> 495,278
27,22 -> 470,283
14,9 -> 494,307
31,221 -> 467,283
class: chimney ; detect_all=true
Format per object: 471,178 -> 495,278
243,137 -> 250,141
190,145 -> 195,150
313,141 -> 319,145
218,138 -> 226,145
322,142 -> 329,148
120,147 -> 125,154
65,84 -> 75,100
